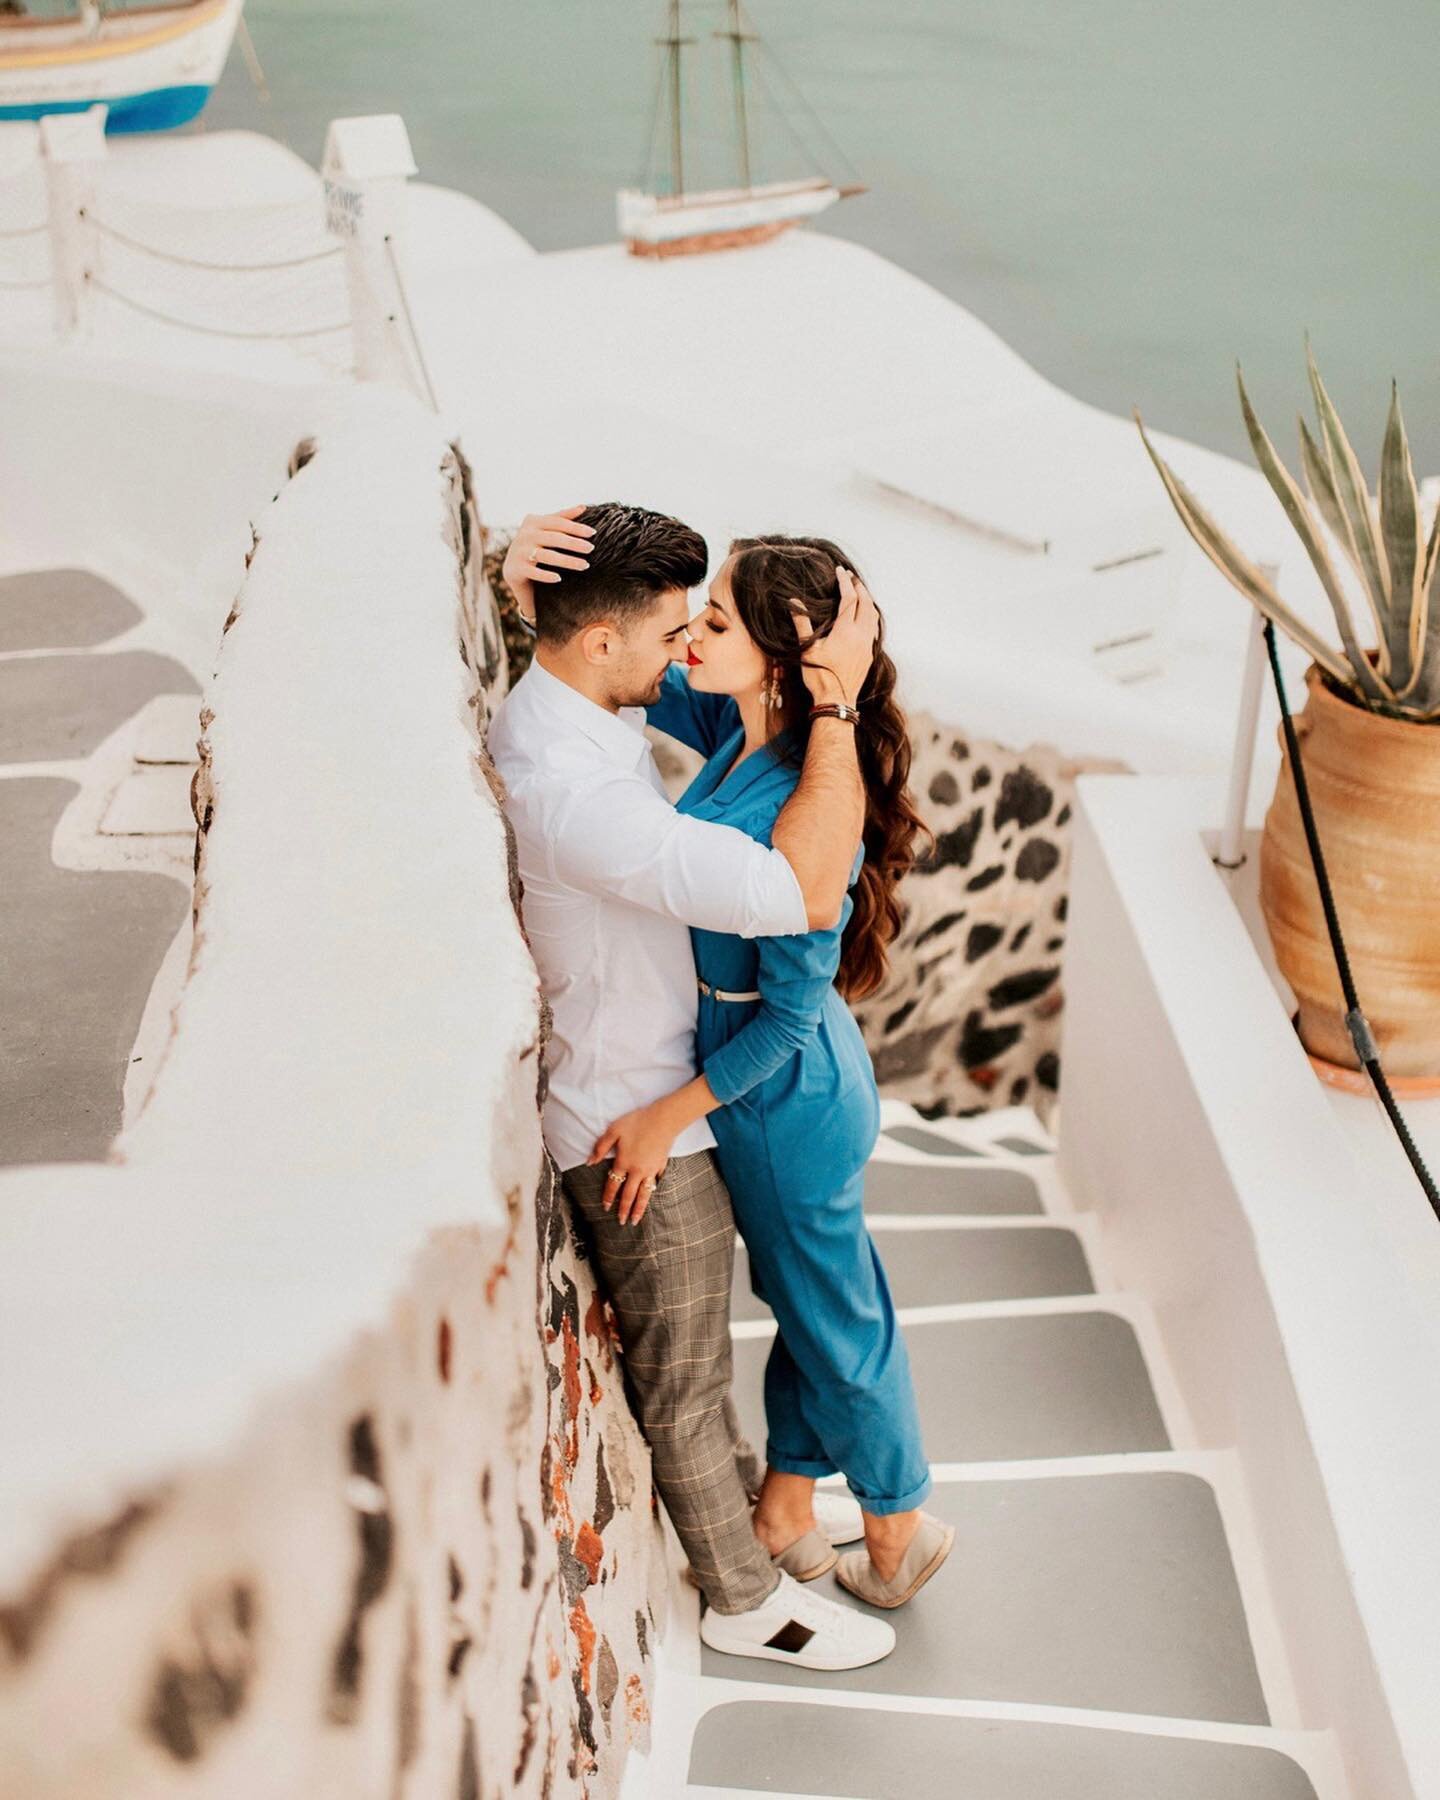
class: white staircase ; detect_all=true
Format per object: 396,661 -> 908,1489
636,1102 -> 1350,1800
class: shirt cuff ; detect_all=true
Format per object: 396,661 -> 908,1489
740,848 -> 809,939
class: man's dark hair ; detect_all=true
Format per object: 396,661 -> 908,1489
533,502 -> 707,646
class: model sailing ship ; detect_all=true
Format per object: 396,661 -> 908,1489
0,0 -> 244,133
617,0 -> 864,258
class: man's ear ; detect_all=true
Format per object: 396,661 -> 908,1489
578,622 -> 615,666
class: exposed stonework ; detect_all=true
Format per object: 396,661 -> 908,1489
851,715 -> 1129,1124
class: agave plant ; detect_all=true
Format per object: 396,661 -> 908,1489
1135,342 -> 1440,722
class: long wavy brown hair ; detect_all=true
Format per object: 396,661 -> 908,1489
725,536 -> 930,1000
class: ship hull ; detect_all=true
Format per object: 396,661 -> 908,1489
626,215 -> 798,258
0,0 -> 241,134
617,178 -> 840,257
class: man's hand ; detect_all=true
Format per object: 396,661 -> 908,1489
501,507 -> 595,622
588,1102 -> 679,1226
794,566 -> 879,706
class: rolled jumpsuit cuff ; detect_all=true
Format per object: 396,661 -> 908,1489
765,1446 -> 839,1481
845,1469 -> 933,1517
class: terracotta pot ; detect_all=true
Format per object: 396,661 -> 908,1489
1259,663 -> 1440,1076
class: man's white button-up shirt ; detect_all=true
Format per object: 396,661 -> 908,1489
488,660 -> 809,1173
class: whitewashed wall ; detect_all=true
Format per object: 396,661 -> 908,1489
0,371 -> 666,1797
1059,774 -> 1440,1800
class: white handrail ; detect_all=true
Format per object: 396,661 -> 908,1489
1214,581 -> 1275,869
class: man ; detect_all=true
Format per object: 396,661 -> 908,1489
488,503 -> 894,1672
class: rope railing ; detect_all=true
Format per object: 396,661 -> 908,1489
85,271 -> 350,341
80,206 -> 344,273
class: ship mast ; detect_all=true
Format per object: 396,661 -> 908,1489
656,0 -> 696,198
715,0 -> 757,192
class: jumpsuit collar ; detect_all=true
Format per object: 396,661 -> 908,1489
710,721 -> 801,805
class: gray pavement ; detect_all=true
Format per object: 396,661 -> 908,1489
1,572 -> 197,1166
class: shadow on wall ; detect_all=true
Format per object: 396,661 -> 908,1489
486,537 -> 1127,1126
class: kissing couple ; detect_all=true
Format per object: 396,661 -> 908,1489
488,502 -> 954,1672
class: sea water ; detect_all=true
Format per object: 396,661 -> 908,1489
202,0 -> 1440,473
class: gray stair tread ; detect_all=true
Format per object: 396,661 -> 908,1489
1,778 -> 190,1165
864,1160 -> 1043,1216
731,1312 -> 1169,1466
993,1133 -> 1052,1157
883,1125 -> 984,1157
732,1228 -> 1093,1320
0,570 -> 141,652
700,1475 -> 1269,1725
690,1703 -> 1314,1798
0,651 -> 199,764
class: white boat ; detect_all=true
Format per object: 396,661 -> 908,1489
617,0 -> 863,258
0,0 -> 243,134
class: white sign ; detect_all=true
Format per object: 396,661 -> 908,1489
324,177 -> 365,240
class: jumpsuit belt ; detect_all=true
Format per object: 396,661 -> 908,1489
697,975 -> 760,1003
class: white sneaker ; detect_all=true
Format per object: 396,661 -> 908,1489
699,1570 -> 896,1671
813,1487 -> 865,1546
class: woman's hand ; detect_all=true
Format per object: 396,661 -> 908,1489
589,1102 -> 679,1225
794,566 -> 879,706
500,507 -> 595,621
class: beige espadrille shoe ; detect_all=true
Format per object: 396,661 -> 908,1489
834,1512 -> 955,1610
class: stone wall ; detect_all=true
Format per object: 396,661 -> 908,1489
0,408 -> 664,1799
851,719 -> 1129,1127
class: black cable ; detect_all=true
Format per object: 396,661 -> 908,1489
1263,620 -> 1439,1218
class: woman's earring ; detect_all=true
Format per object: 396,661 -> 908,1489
764,670 -> 783,710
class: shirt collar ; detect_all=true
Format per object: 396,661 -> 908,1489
523,659 -> 650,770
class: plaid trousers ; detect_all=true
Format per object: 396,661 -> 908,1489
562,1149 -> 779,1615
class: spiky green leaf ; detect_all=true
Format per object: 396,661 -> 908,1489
1306,340 -> 1392,676
1298,416 -> 1353,550
1237,367 -> 1389,702
1134,411 -> 1360,692
1377,381 -> 1421,690
1397,526 -> 1440,711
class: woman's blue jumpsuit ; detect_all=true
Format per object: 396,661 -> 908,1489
649,667 -> 931,1515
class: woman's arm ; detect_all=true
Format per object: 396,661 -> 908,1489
589,1072 -> 723,1224
591,848 -> 863,1222
700,914 -> 847,1105
645,663 -> 739,757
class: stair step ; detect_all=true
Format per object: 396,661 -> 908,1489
732,1227 -> 1093,1318
882,1125 -> 987,1157
864,1160 -> 1043,1215
730,1310 -> 1168,1465
98,763 -> 195,836
0,568 -> 141,653
132,694 -> 203,765
689,1703 -> 1318,1799
700,1472 -> 1268,1725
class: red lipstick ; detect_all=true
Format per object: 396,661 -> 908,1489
687,649 -> 702,666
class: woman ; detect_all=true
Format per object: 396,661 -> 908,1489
591,536 -> 953,1609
